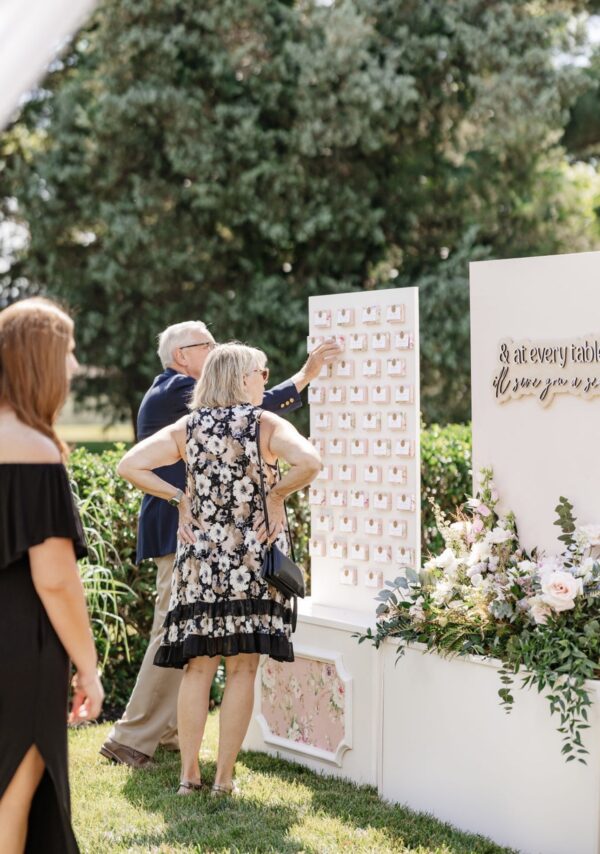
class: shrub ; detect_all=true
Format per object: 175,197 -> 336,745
421,422 -> 472,555
69,424 -> 471,714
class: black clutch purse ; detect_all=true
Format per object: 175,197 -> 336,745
256,414 -> 305,631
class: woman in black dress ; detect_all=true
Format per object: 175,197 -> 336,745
0,298 -> 103,853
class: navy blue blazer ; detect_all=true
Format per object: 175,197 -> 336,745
135,368 -> 302,562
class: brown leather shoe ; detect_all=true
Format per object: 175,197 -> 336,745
99,738 -> 153,768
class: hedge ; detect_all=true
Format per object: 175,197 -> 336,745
69,424 -> 472,714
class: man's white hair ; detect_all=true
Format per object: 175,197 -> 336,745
157,321 -> 211,369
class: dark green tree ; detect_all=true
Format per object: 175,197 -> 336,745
1,0 -> 599,425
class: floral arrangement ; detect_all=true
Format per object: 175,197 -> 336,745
360,469 -> 600,763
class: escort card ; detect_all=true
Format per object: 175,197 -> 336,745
338,463 -> 356,482
314,514 -> 333,532
316,465 -> 331,481
362,412 -> 381,430
309,538 -> 326,557
372,385 -> 390,404
349,333 -> 368,351
363,464 -> 381,483
373,439 -> 391,456
336,360 -> 354,378
373,491 -> 391,511
362,358 -> 381,378
329,540 -> 347,559
336,308 -> 354,326
338,412 -> 355,430
349,385 -> 368,403
388,519 -> 408,538
330,489 -> 347,507
364,517 -> 382,536
387,357 -> 406,377
387,465 -> 407,484
313,309 -> 331,328
394,384 -> 413,403
350,489 -> 369,509
395,493 -> 416,512
328,386 -> 346,404
350,543 -> 369,561
328,438 -> 346,455
372,332 -> 390,351
350,439 -> 368,456
340,567 -> 357,585
308,386 -> 325,405
361,305 -> 381,324
338,515 -> 357,533
386,304 -> 405,323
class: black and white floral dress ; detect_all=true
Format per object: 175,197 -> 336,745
154,404 -> 294,667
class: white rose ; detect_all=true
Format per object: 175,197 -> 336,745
470,573 -> 483,587
468,539 -> 492,566
538,556 -> 564,577
486,527 -> 514,545
434,548 -> 460,578
431,580 -> 453,606
517,560 -> 537,574
578,525 -> 600,547
575,556 -> 596,583
540,571 -> 582,613
449,520 -> 472,536
528,596 -> 552,625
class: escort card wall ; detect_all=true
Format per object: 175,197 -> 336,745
307,288 -> 420,610
471,251 -> 600,553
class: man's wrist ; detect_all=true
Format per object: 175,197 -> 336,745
290,369 -> 309,393
168,488 -> 184,507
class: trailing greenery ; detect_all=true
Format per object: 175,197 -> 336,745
69,424 -> 471,712
2,2 -> 600,426
70,718 -> 512,853
360,470 -> 600,763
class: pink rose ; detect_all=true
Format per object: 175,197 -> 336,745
540,571 -> 582,613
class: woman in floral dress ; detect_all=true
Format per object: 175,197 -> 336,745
118,343 -> 321,796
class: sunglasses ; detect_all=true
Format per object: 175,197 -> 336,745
248,367 -> 269,381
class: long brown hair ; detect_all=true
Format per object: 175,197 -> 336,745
0,297 -> 74,457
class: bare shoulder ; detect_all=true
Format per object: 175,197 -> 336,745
0,418 -> 61,463
259,410 -> 290,432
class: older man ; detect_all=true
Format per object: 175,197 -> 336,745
101,321 -> 339,767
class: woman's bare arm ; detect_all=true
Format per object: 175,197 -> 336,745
116,415 -> 196,544
253,412 -> 321,543
29,538 -> 103,722
116,416 -> 187,500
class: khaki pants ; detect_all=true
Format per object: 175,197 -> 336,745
109,553 -> 182,756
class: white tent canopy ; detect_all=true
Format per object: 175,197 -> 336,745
0,0 -> 96,130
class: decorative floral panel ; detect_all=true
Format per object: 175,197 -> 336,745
260,656 -> 347,754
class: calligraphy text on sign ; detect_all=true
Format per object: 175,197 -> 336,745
492,336 -> 600,405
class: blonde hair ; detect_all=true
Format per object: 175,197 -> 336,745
191,343 -> 266,408
157,320 -> 211,369
0,297 -> 74,457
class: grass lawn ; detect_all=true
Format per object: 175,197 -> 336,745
70,716 -> 513,854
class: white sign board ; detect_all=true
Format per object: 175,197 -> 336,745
471,251 -> 600,554
307,288 -> 420,611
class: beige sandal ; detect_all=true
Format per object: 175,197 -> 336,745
210,781 -> 240,797
176,780 -> 203,795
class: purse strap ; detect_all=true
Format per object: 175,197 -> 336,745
255,410 -> 296,562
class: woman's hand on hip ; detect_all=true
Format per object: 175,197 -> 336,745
254,494 -> 286,544
177,494 -> 197,545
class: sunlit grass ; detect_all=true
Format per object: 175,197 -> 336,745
71,716 -> 513,854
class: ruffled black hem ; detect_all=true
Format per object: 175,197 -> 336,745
163,597 -> 292,627
154,633 -> 294,668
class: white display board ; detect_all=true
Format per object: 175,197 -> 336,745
307,288 -> 420,610
471,251 -> 600,553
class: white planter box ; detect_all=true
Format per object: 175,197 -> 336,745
380,640 -> 600,854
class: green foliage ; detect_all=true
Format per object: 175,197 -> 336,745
421,422 -> 472,554
2,1 -> 600,425
68,444 -> 156,714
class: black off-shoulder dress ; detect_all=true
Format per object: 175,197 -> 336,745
0,463 -> 87,853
